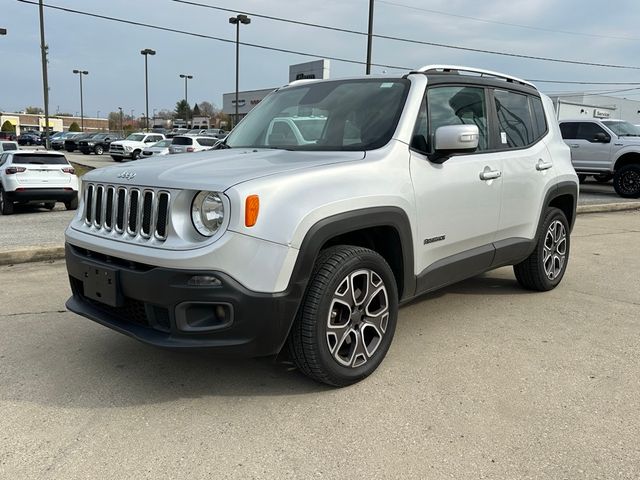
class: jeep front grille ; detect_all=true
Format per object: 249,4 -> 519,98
84,183 -> 170,241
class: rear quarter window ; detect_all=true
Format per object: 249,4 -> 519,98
1,142 -> 18,151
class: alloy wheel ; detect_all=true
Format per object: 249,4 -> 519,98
620,169 -> 640,196
326,269 -> 390,368
543,220 -> 567,280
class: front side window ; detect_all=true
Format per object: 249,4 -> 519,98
225,79 -> 409,151
427,86 -> 489,151
576,123 -> 608,142
494,90 -> 534,148
126,134 -> 145,142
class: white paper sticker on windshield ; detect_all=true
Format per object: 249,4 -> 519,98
380,82 -> 394,88
500,132 -> 507,144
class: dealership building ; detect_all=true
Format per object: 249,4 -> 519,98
0,112 -> 109,135
222,60 -> 330,121
549,93 -> 640,124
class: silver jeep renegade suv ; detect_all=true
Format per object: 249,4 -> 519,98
65,65 -> 578,386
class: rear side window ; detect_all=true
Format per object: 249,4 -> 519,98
1,142 -> 17,151
172,137 -> 193,145
494,90 -> 534,148
12,154 -> 68,165
560,122 -> 579,139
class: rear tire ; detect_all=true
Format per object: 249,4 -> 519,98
287,246 -> 398,387
0,188 -> 14,215
65,196 -> 78,211
94,145 -> 104,155
44,202 -> 55,210
514,207 -> 570,291
613,165 -> 640,198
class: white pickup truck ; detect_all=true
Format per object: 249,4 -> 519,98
559,119 -> 640,198
109,132 -> 165,161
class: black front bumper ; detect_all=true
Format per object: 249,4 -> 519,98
65,243 -> 303,356
8,188 -> 77,202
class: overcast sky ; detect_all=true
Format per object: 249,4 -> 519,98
2,0 -> 640,117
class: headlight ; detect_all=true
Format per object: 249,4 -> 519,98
124,145 -> 132,152
191,191 -> 224,237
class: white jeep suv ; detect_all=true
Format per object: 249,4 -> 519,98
64,66 -> 578,386
109,132 -> 166,161
559,119 -> 640,197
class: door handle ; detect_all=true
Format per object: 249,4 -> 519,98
569,144 -> 580,148
536,159 -> 553,171
479,166 -> 502,181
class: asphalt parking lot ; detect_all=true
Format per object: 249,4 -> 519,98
0,210 -> 638,479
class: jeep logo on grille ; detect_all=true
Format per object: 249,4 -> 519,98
117,171 -> 136,180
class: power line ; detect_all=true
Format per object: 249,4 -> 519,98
16,0 -> 410,70
377,0 -> 640,43
168,0 -> 640,71
17,0 -> 640,86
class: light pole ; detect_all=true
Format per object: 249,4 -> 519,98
366,0 -> 374,74
179,74 -> 193,127
72,69 -> 89,131
140,48 -> 156,132
229,14 -> 251,127
118,107 -> 123,135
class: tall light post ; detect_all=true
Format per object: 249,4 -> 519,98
366,0 -> 374,74
179,74 -> 193,127
72,69 -> 89,131
229,14 -> 251,127
118,107 -> 124,135
140,48 -> 156,132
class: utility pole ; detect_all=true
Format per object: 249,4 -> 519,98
38,0 -> 51,148
366,0 -> 374,75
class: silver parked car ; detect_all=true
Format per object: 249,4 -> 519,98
141,139 -> 173,157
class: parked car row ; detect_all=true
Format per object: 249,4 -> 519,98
110,132 -> 221,161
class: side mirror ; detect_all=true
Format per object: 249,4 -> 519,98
431,125 -> 479,163
593,132 -> 610,143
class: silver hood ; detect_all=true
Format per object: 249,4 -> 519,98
84,148 -> 366,191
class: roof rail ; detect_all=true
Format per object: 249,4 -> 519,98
415,65 -> 536,89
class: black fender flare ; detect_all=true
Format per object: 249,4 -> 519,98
286,206 -> 416,302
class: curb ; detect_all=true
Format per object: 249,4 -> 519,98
1,202 -> 638,267
0,246 -> 65,266
577,201 -> 640,214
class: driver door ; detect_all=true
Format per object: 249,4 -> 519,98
410,85 -> 502,292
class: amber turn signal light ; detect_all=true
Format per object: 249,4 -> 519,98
245,195 -> 260,227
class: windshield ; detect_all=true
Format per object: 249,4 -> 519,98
92,134 -> 108,140
225,79 -> 409,151
602,121 -> 640,136
126,134 -> 145,142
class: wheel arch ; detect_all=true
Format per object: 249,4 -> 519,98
543,181 -> 578,233
287,207 -> 415,302
614,151 -> 640,171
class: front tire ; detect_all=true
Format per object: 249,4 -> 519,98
287,246 -> 398,387
43,202 -> 55,210
514,207 -> 570,291
132,150 -> 141,160
94,145 -> 104,155
613,165 -> 640,198
0,188 -> 14,215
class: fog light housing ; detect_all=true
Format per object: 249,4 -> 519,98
175,302 -> 233,332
